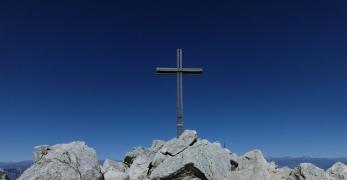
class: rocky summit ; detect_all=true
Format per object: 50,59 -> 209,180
16,130 -> 347,180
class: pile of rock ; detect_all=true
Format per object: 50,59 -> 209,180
17,130 -> 347,180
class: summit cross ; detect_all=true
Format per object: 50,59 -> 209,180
156,49 -> 203,137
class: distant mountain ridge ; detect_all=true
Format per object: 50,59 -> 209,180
0,161 -> 31,169
0,161 -> 31,180
1,157 -> 347,179
267,156 -> 347,170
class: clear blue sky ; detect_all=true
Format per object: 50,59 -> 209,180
1,0 -> 346,161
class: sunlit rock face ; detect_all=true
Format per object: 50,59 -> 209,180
18,141 -> 103,180
17,130 -> 347,180
288,163 -> 329,180
101,159 -> 129,180
327,162 -> 347,180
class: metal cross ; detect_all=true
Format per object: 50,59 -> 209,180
156,49 -> 203,137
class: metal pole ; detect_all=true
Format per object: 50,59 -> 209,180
176,49 -> 180,137
176,49 -> 179,137
179,49 -> 184,136
176,49 -> 184,137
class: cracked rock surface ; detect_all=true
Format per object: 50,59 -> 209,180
18,141 -> 103,180
288,163 -> 329,180
150,139 -> 237,180
327,162 -> 347,180
101,159 -> 129,180
18,130 -> 347,180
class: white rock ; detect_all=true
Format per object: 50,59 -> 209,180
229,168 -> 271,180
269,166 -> 292,180
229,150 -> 271,180
18,141 -> 102,180
125,140 -> 166,179
228,150 -> 292,180
289,163 -> 329,180
103,159 -> 127,172
127,154 -> 151,180
161,130 -> 197,156
238,149 -> 268,170
104,171 -> 129,180
151,150 -> 169,167
102,159 -> 129,180
212,141 -> 221,147
150,140 -> 166,152
19,129 -> 344,180
327,162 -> 347,180
33,145 -> 50,163
150,139 -> 237,180
124,147 -> 150,166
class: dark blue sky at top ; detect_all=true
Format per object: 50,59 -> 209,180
0,0 -> 347,161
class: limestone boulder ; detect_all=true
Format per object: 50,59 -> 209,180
103,159 -> 127,173
101,159 -> 129,180
33,145 -> 50,163
160,130 -> 197,156
327,162 -> 347,180
104,171 -> 129,180
229,150 -> 271,180
269,166 -> 292,180
127,154 -> 152,179
124,147 -> 150,167
237,149 -> 268,170
288,163 -> 329,180
149,139 -> 238,180
18,129 -> 347,180
18,141 -> 102,180
150,140 -> 166,152
125,139 -> 167,179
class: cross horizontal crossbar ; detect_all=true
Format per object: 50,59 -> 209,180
156,67 -> 203,74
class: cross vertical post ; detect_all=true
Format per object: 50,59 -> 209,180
177,49 -> 184,136
156,49 -> 203,137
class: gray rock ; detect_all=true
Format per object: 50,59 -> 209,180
289,163 -> 328,180
160,130 -> 197,156
327,162 -> 347,180
103,159 -> 127,173
229,150 -> 271,180
238,149 -> 268,170
150,140 -> 166,152
269,166 -> 292,180
217,149 -> 291,180
229,168 -> 270,180
125,139 -> 166,179
151,150 -> 169,168
19,129 -> 345,180
150,139 -> 237,180
102,159 -> 129,180
0,169 -> 9,180
124,147 -> 150,167
104,171 -> 129,180
127,154 -> 152,180
18,141 -> 102,180
33,145 -> 50,163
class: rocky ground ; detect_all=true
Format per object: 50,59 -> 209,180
8,130 -> 347,180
